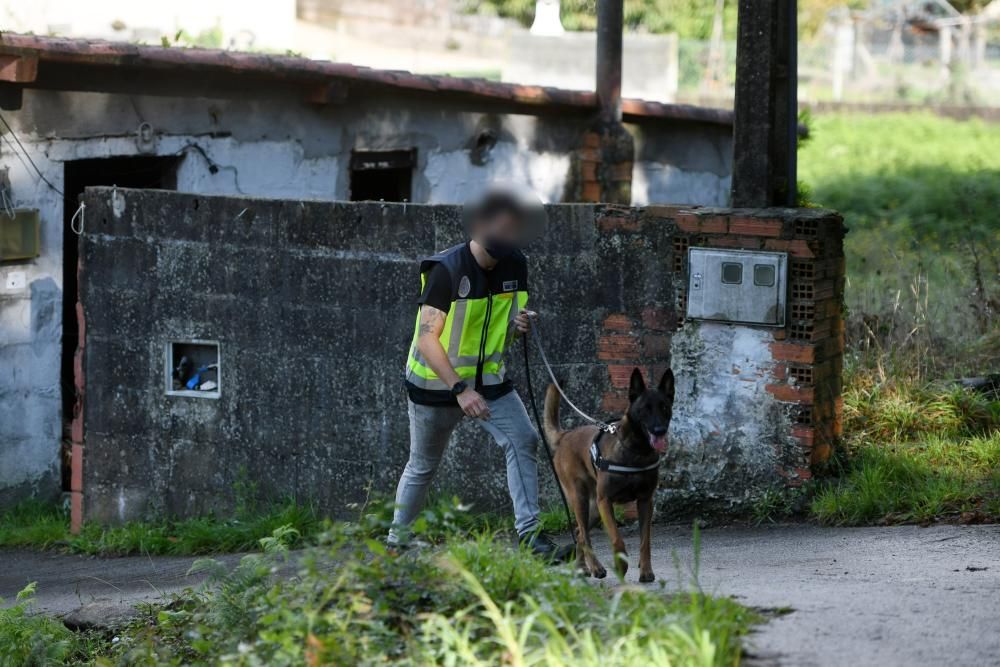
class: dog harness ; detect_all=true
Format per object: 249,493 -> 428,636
590,430 -> 660,474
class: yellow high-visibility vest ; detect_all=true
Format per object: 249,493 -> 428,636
404,243 -> 529,395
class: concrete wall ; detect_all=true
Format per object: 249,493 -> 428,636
75,190 -> 843,523
0,86 -> 734,507
503,32 -> 680,103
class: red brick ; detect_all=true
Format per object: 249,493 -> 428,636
582,132 -> 601,148
767,383 -> 815,402
608,364 -> 640,389
598,334 -> 640,360
699,216 -> 728,234
71,443 -> 83,492
578,147 -> 600,161
641,306 -> 675,332
0,54 -> 38,83
675,212 -> 700,233
601,391 -> 630,413
603,313 -> 633,332
792,425 -> 815,446
729,216 -> 782,237
642,333 -> 671,356
580,160 -> 598,182
764,238 -> 816,258
794,466 -> 814,482
70,491 -> 83,535
620,500 -> 639,521
581,181 -> 601,202
769,342 -> 815,364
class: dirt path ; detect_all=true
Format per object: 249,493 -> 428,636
3,523 -> 998,665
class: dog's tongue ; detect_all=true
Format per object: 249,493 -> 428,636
650,434 -> 668,453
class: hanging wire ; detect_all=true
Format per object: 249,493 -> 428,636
0,186 -> 15,219
175,142 -> 246,194
70,202 -> 85,235
0,112 -> 64,196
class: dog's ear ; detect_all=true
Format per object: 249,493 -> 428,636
658,368 -> 675,403
628,368 -> 646,403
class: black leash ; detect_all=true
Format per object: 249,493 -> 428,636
521,335 -> 577,545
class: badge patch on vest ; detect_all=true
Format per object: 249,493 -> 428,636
458,275 -> 471,298
502,280 -> 518,292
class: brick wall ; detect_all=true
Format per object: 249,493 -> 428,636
570,125 -> 634,205
665,206 -> 846,475
77,188 -> 843,524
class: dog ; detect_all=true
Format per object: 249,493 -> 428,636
543,367 -> 674,582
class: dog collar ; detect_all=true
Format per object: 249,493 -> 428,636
590,431 -> 660,474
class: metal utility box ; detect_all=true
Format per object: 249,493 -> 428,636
686,247 -> 788,326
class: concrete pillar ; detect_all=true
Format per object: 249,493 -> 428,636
731,0 -> 797,208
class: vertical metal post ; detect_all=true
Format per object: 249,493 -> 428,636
731,0 -> 798,208
596,0 -> 623,124
783,0 -> 798,207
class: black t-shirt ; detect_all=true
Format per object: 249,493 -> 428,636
417,263 -> 453,314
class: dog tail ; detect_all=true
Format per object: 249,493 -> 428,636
542,384 -> 562,453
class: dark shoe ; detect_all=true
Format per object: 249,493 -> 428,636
519,530 -> 574,563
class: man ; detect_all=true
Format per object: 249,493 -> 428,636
389,187 -> 571,561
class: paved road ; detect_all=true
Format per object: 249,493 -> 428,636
2,523 -> 998,666
0,549 -> 244,627
591,523 -> 1000,667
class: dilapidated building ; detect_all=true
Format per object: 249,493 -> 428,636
1,34 -> 844,529
0,34 -> 737,507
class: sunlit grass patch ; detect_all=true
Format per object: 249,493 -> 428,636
812,370 -> 1000,525
0,498 -> 323,556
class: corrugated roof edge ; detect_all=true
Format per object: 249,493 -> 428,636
0,33 -> 735,126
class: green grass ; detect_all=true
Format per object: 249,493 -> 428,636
797,111 -> 1000,526
800,112 -> 1000,377
811,371 -> 1000,525
0,505 -> 758,665
22,508 -> 755,666
0,498 -> 323,556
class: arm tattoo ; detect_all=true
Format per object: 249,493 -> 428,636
418,307 -> 446,338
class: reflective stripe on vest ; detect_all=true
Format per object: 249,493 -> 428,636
405,286 -> 529,391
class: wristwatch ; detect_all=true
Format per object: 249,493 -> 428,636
450,380 -> 468,396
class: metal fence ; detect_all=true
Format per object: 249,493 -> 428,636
675,21 -> 1000,108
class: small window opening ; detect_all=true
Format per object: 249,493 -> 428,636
721,262 -> 743,284
349,149 -> 415,202
754,264 -> 775,287
166,340 -> 221,398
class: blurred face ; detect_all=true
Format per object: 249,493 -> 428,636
463,186 -> 545,258
474,209 -> 523,245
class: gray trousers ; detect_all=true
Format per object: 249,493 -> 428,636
390,391 -> 541,539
